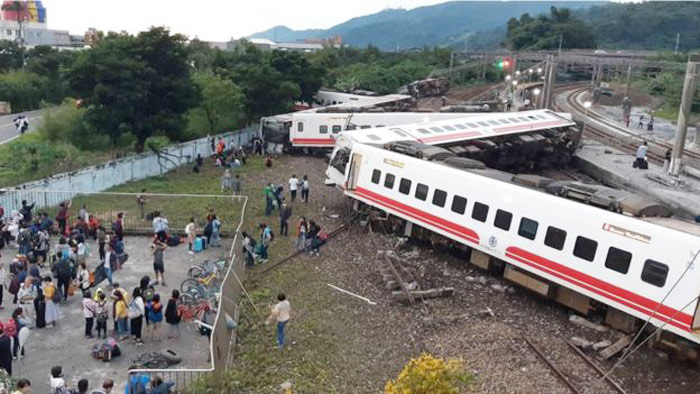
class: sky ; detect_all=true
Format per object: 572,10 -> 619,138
41,0 -> 449,41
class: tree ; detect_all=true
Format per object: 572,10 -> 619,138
269,50 -> 325,106
25,46 -> 77,103
192,72 -> 245,135
0,70 -> 48,111
505,7 -> 596,51
0,40 -> 25,72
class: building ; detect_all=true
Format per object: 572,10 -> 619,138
0,0 -> 82,48
224,37 -> 340,53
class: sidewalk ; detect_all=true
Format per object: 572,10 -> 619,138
577,140 -> 700,219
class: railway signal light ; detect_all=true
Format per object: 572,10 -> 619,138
496,58 -> 511,69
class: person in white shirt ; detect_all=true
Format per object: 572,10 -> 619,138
267,293 -> 291,348
50,365 -> 66,393
185,218 -> 196,255
301,175 -> 310,203
288,175 -> 299,202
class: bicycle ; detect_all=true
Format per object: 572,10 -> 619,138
177,299 -> 216,323
187,259 -> 227,279
180,271 -> 219,294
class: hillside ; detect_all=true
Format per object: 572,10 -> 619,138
249,1 -> 600,50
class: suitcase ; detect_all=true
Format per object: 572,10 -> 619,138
91,266 -> 107,287
200,236 -> 207,250
194,238 -> 203,253
35,300 -> 46,328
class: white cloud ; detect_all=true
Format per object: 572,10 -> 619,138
42,0 -> 447,41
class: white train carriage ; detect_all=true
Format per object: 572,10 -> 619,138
289,112 -> 485,148
326,109 -> 576,186
314,90 -> 377,107
339,142 -> 700,345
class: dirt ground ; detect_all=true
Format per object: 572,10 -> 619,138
230,155 -> 700,393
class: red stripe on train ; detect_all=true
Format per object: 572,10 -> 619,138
506,247 -> 693,330
292,138 -> 335,145
354,187 -> 479,244
493,120 -> 569,134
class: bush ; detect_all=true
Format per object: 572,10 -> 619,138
0,70 -> 48,112
38,100 -> 110,150
385,353 -> 472,394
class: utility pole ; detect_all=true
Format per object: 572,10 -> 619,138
449,51 -> 454,78
675,33 -> 680,55
558,34 -> 563,57
670,54 -> 699,176
623,65 -> 632,97
542,56 -> 557,110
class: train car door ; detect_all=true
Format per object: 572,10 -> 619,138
346,153 -> 363,190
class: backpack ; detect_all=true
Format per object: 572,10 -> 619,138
266,228 -> 275,243
8,275 -> 19,295
143,286 -> 155,302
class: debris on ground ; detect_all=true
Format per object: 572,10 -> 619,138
569,315 -> 610,333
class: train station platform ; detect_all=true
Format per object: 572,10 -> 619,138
576,140 -> 700,220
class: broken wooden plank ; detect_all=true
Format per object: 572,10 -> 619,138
384,255 -> 415,305
600,334 -> 633,360
569,315 -> 609,333
392,287 -> 454,302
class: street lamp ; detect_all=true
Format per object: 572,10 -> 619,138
533,88 -> 541,109
505,75 -> 511,81
537,67 -> 543,73
515,70 -> 521,76
578,100 -> 593,150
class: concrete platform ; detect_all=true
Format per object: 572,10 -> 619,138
0,235 -> 230,393
576,140 -> 700,219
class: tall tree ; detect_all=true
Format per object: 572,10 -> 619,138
505,7 -> 596,51
192,71 -> 245,134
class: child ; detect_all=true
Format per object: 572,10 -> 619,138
165,290 -> 181,339
95,291 -> 108,339
152,241 -> 167,286
148,294 -> 163,341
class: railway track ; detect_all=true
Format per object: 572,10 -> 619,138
554,86 -> 700,169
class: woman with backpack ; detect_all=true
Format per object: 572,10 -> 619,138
94,291 -> 108,339
42,276 -> 60,327
77,262 -> 91,293
129,287 -> 145,345
82,290 -> 96,338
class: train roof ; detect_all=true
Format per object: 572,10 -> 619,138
342,109 -> 575,146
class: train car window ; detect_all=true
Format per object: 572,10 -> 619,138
399,178 -> 412,195
518,217 -> 539,240
573,236 -> 598,262
536,115 -> 547,120
641,260 -> 669,287
367,134 -> 381,141
544,226 -> 566,250
430,127 -> 444,133
518,117 -> 529,122
417,128 -> 430,135
297,122 -> 304,132
361,125 -> 371,129
605,247 -> 632,274
415,183 -> 429,201
508,118 -> 520,123
494,210 -> 513,231
432,189 -> 447,208
332,125 -> 342,133
451,196 -> 467,214
488,120 -> 500,126
477,121 -> 490,127
371,170 -> 381,184
472,202 -> 489,222
320,125 -> 328,134
455,124 -> 467,130
443,125 -> 456,131
391,128 -> 408,137
346,125 -> 357,130
466,123 -> 478,128
377,125 -> 385,128
384,174 -> 395,189
499,119 -> 511,124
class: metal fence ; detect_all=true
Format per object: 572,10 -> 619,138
126,195 -> 248,393
1,126 -> 257,195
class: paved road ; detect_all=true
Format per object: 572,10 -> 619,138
0,109 -> 45,144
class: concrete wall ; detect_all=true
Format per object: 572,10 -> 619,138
0,126 -> 257,214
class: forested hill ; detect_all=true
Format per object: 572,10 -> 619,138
249,1 -> 600,50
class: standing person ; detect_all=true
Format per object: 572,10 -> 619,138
266,293 -> 291,349
279,200 -> 292,237
0,262 -> 5,310
259,223 -> 272,264
203,217 -> 213,248
232,174 -> 242,196
241,232 -> 256,269
78,205 -> 89,221
635,141 -> 648,170
0,324 -> 12,376
112,213 -> 124,242
301,175 -> 310,203
55,201 -> 71,236
42,276 -> 60,327
637,115 -> 645,129
263,183 -> 274,216
147,294 -> 163,342
210,215 -> 221,247
113,287 -> 129,339
137,189 -> 146,220
220,169 -> 232,193
296,217 -> 308,251
152,212 -> 169,243
185,218 -> 196,255
82,290 -> 96,338
77,262 -> 90,293
664,148 -> 672,173
97,226 -> 106,261
12,378 -> 30,393
17,280 -> 36,321
102,244 -> 116,288
129,287 -> 145,345
288,175 -> 299,202
152,241 -> 167,286
647,115 -> 655,131
165,290 -> 181,339
94,291 -> 108,339
53,255 -> 72,301
19,201 -> 34,223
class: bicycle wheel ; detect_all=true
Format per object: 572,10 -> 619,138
179,292 -> 197,306
180,278 -> 199,293
187,265 -> 204,278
